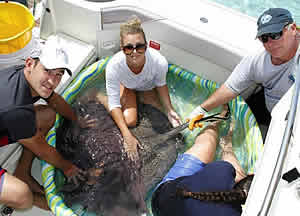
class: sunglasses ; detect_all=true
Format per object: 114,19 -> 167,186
122,43 -> 147,55
259,31 -> 283,43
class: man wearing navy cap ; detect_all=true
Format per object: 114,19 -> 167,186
188,8 -> 299,134
0,37 -> 94,212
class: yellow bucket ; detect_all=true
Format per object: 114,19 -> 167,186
0,2 -> 34,54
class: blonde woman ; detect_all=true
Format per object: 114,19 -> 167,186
105,16 -> 181,161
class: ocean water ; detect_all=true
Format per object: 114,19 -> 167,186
209,0 -> 300,24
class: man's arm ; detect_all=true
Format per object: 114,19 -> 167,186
46,92 -> 77,121
18,133 -> 74,176
201,53 -> 259,112
187,84 -> 237,130
201,84 -> 238,111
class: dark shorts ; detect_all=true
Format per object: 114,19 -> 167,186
152,161 -> 242,216
245,87 -> 271,126
0,167 -> 6,196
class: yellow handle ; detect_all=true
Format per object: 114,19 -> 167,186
187,113 -> 204,131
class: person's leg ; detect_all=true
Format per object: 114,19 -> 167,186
15,105 -> 55,210
157,105 -> 228,187
219,121 -> 246,183
185,124 -> 219,163
15,105 -> 55,194
120,84 -> 138,127
245,88 -> 271,125
0,171 -> 33,209
185,104 -> 229,163
14,148 -> 44,194
245,87 -> 271,141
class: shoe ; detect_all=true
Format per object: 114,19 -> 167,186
0,206 -> 14,216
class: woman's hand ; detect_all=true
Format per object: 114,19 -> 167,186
123,134 -> 140,161
64,164 -> 87,186
167,109 -> 182,127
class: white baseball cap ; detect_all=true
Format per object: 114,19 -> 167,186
30,36 -> 72,76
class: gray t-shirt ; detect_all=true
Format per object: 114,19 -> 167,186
225,49 -> 298,112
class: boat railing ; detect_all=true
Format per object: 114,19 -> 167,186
257,55 -> 300,216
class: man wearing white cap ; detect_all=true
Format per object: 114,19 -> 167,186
188,8 -> 300,134
0,38 -> 93,212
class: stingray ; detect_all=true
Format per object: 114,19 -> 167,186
56,99 -> 185,216
56,98 -> 250,216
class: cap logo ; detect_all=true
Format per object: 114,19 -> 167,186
56,48 -> 69,64
30,48 -> 42,59
261,14 -> 272,24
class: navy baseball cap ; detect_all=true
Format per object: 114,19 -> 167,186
256,8 -> 293,38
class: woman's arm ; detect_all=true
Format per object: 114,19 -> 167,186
156,85 -> 181,127
156,85 -> 173,111
111,107 -> 140,161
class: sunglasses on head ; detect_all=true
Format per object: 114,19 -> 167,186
122,43 -> 147,55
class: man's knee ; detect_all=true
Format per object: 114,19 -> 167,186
12,185 -> 33,209
0,173 -> 33,209
34,105 -> 56,134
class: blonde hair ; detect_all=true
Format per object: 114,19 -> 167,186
120,16 -> 147,45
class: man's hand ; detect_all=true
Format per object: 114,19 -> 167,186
64,164 -> 87,186
186,106 -> 207,130
123,134 -> 140,162
77,114 -> 98,128
167,109 -> 182,127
